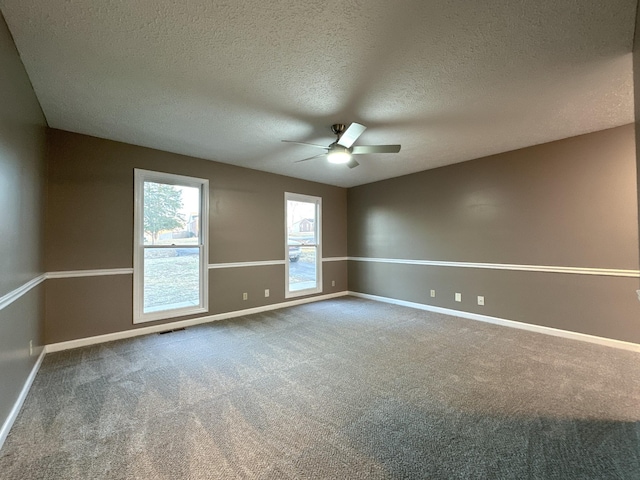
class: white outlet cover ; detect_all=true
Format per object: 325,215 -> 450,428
265,289 -> 269,297
477,296 -> 485,306
455,293 -> 462,302
430,290 -> 436,298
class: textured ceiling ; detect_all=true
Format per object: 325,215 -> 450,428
1,0 -> 636,187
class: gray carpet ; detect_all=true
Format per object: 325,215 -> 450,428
1,297 -> 639,479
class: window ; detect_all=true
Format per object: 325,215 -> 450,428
134,169 -> 208,323
285,192 -> 321,297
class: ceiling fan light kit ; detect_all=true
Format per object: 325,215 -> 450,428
327,146 -> 352,164
282,122 -> 401,169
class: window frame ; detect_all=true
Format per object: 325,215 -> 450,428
133,169 -> 209,324
285,192 -> 322,298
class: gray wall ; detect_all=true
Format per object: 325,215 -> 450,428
0,11 -> 47,434
348,125 -> 640,343
45,129 -> 347,344
635,0 -> 640,290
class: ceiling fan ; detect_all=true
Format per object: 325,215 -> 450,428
282,123 -> 401,169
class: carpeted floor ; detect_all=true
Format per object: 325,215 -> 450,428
1,297 -> 639,479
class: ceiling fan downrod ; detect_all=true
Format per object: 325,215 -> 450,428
331,124 -> 346,139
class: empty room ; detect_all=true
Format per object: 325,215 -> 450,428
1,1 -> 640,478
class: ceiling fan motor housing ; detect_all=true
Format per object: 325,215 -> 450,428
328,143 -> 351,154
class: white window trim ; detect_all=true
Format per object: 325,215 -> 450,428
285,192 -> 322,298
133,169 -> 209,324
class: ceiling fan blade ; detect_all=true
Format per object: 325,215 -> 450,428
282,140 -> 328,149
347,158 -> 360,169
337,122 -> 366,148
294,153 -> 326,163
352,144 -> 401,155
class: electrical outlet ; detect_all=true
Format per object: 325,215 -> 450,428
455,293 -> 462,302
29,340 -> 33,356
477,296 -> 485,306
331,280 -> 335,287
243,292 -> 248,301
430,289 -> 436,298
637,290 -> 640,302
264,289 -> 269,298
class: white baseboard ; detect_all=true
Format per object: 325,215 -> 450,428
0,347 -> 46,451
46,291 -> 349,353
348,291 -> 640,353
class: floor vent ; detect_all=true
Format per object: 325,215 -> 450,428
158,328 -> 186,335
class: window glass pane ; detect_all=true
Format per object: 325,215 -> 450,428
143,247 -> 200,313
287,200 -> 317,245
285,193 -> 321,298
288,246 -> 317,292
144,182 -> 200,246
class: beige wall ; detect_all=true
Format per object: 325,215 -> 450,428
635,0 -> 640,285
348,125 -> 640,343
0,12 -> 47,434
42,123 -> 640,345
45,129 -> 348,343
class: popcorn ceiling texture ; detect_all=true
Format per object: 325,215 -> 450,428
0,0 -> 635,187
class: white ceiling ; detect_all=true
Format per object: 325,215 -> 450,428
1,0 -> 636,188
